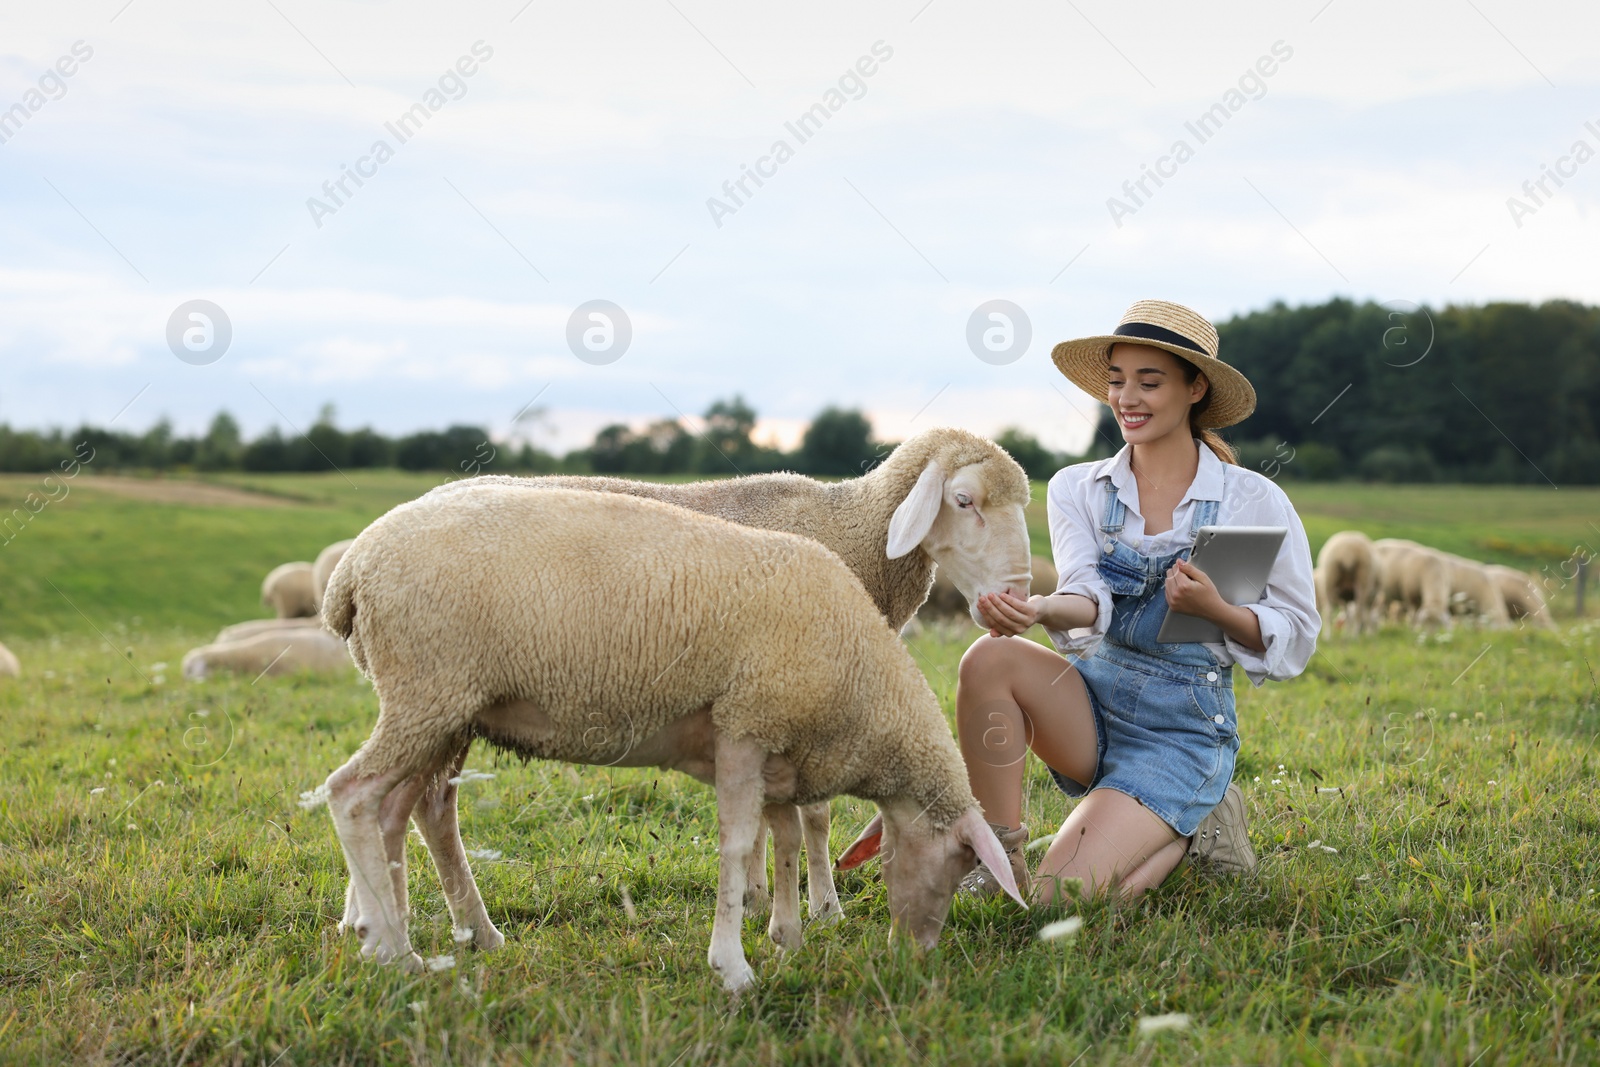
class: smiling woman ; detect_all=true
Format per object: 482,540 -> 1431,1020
952,299 -> 1319,908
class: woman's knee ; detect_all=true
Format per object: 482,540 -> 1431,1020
958,633 -> 1017,689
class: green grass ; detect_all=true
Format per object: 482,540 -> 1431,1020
1,472 -> 1598,1064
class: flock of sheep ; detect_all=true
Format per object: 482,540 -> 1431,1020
1314,530 -> 1555,635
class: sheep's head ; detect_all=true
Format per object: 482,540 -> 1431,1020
884,431 -> 1033,625
835,803 -> 1025,950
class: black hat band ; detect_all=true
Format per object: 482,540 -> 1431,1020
1112,321 -> 1207,355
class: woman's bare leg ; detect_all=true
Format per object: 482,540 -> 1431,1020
1030,788 -> 1185,906
956,634 -> 1098,828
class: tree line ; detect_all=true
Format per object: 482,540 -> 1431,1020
2,297 -> 1595,483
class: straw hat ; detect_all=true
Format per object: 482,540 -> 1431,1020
1049,299 -> 1256,429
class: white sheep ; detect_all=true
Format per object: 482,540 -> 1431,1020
1485,563 -> 1556,629
409,427 -> 1032,925
1373,538 -> 1452,629
1430,547 -> 1512,628
1314,530 -> 1383,636
311,538 -> 355,611
183,627 -> 352,681
0,640 -> 18,678
214,617 -> 323,644
315,483 -> 1024,991
261,561 -> 318,619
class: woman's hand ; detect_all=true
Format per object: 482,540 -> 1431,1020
976,591 -> 1041,638
1165,557 -> 1226,620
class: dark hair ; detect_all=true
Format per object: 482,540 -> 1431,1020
1174,357 -> 1240,466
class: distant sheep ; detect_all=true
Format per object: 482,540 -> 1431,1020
1373,538 -> 1452,629
1314,530 -> 1382,636
315,483 -> 1024,991
1486,563 -> 1556,629
1431,548 -> 1512,628
261,561 -> 317,619
183,628 -> 352,681
0,640 -> 18,678
214,617 -> 322,644
418,427 -> 1033,924
311,539 -> 355,610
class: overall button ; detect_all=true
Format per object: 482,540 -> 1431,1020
1205,671 -> 1218,681
1104,540 -> 1116,553
1213,714 -> 1225,724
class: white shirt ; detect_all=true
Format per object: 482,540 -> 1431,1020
1042,438 -> 1321,689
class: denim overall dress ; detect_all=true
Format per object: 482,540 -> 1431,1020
1047,479 -> 1241,837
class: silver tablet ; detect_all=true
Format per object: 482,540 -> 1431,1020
1154,525 -> 1287,644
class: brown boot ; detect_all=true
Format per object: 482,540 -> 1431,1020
1185,782 -> 1256,874
957,821 -> 1032,900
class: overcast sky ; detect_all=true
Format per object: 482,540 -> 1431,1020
2,0 -> 1596,455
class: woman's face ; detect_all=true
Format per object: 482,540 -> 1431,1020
1106,342 -> 1208,443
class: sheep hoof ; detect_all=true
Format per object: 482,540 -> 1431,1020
473,924 -> 505,951
715,960 -> 757,993
767,920 -> 803,952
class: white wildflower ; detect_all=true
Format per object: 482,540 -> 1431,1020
1038,917 -> 1084,941
1272,779 -> 1282,785
298,784 -> 330,810
449,769 -> 495,786
151,662 -> 168,671
1487,780 -> 1497,786
90,787 -> 106,796
1356,874 -> 1371,881
452,926 -> 475,944
424,955 -> 455,972
125,823 -> 137,831
1307,840 -> 1322,849
1026,833 -> 1057,853
1317,787 -> 1341,794
465,848 -> 502,861
1138,1013 -> 1191,1034
1321,845 -> 1339,853
408,1001 -> 426,1013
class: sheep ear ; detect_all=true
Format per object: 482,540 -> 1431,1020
955,808 -> 1028,909
834,812 -> 884,870
886,463 -> 944,560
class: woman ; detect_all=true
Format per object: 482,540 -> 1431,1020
957,299 -> 1320,905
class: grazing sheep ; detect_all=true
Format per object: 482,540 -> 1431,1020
918,554 -> 1060,623
214,617 -> 323,644
1373,538 -> 1452,630
1314,530 -> 1383,636
1431,548 -> 1513,628
311,539 -> 355,610
411,427 -> 1032,924
183,628 -> 352,681
1486,563 -> 1556,629
316,484 -> 1024,991
262,561 -> 317,619
0,640 -> 18,678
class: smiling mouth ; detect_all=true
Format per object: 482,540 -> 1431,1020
1120,411 -> 1151,428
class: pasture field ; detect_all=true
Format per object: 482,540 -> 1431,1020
1,472 -> 1598,1065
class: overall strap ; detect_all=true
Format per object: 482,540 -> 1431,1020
1187,496 -> 1221,537
1099,478 -> 1125,534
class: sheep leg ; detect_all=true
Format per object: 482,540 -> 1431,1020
325,758 -> 424,971
339,768 -> 424,933
708,732 -> 765,993
413,742 -> 504,951
743,813 -> 771,915
799,800 -> 843,924
763,803 -> 803,952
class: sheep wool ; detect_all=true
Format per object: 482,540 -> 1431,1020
431,426 -> 1032,629
323,484 -> 977,828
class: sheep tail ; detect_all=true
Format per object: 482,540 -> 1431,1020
319,547 -> 358,640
